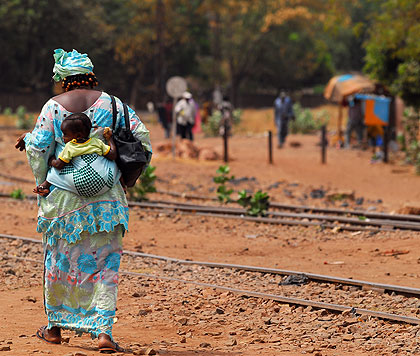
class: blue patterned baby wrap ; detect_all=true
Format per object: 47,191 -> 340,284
46,141 -> 121,197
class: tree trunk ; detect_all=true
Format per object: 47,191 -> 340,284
155,0 -> 165,102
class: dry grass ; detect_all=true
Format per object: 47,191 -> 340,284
238,104 -> 349,134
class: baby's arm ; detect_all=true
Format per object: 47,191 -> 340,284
48,156 -> 67,170
103,128 -> 117,161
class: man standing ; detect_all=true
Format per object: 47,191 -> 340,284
274,91 -> 294,148
175,91 -> 196,141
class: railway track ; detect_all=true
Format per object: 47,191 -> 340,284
2,172 -> 420,231
1,233 -> 419,326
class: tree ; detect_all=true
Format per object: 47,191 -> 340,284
0,0 -> 112,92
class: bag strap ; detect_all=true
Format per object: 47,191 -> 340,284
110,95 -> 117,131
122,103 -> 130,130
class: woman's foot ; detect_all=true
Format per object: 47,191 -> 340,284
98,333 -> 124,353
36,325 -> 61,344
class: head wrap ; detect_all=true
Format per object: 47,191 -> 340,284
52,49 -> 94,82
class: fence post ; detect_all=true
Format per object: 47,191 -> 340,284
223,120 -> 228,163
383,125 -> 389,163
321,125 -> 327,164
268,130 -> 273,164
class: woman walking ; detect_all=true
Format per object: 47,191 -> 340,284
15,49 -> 152,353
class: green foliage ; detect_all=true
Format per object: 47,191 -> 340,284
364,0 -> 420,108
3,107 -> 12,116
237,190 -> 270,217
289,103 -> 329,134
232,109 -> 242,126
128,165 -> 157,201
10,188 -> 25,200
15,105 -> 33,129
213,165 -> 234,203
203,110 -> 222,137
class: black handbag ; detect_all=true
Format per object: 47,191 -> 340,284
110,95 -> 148,188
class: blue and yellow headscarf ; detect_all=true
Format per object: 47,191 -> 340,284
52,49 -> 94,82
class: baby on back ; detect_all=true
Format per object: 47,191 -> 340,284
34,113 -> 117,196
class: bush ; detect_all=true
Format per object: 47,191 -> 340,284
16,105 -> 33,129
10,188 -> 25,200
3,107 -> 12,116
203,110 -> 222,137
289,103 -> 329,134
128,165 -> 157,201
202,108 -> 242,137
237,190 -> 270,217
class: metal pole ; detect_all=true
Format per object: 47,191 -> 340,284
171,97 -> 177,158
268,130 -> 273,164
321,125 -> 327,164
223,119 -> 228,162
383,125 -> 389,163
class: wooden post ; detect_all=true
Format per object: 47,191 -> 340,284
383,125 -> 389,163
337,104 -> 343,147
171,98 -> 177,158
223,120 -> 228,162
268,130 -> 273,164
321,125 -> 327,164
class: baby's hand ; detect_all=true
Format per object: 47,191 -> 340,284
103,127 -> 112,140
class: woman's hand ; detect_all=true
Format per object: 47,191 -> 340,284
15,133 -> 27,151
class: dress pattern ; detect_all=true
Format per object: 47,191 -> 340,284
24,92 -> 152,339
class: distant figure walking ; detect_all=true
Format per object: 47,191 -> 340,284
345,96 -> 364,148
274,91 -> 294,148
175,91 -> 196,141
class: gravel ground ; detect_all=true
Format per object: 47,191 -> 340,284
1,236 -> 420,355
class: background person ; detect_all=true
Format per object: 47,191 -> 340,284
345,96 -> 364,148
273,91 -> 294,148
175,91 -> 196,140
15,48 -> 152,353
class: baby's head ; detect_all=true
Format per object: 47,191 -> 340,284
61,113 -> 92,143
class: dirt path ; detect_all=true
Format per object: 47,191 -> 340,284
0,123 -> 419,355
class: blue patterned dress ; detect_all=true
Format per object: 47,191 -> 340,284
24,92 -> 152,339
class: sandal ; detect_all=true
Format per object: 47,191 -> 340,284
36,325 -> 61,344
99,340 -> 125,354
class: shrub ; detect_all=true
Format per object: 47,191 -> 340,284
213,165 -> 234,203
3,107 -> 12,116
202,108 -> 242,137
289,103 -> 329,134
237,190 -> 270,217
10,188 -> 25,200
128,165 -> 157,201
16,105 -> 33,129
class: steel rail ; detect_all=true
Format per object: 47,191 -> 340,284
0,195 -> 393,232
2,251 -> 420,326
128,201 -> 420,231
154,190 -> 420,223
142,199 -> 420,229
1,232 -> 419,298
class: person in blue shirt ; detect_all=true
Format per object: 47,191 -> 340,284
274,91 -> 294,148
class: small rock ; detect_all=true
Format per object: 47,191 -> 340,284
180,336 -> 186,343
343,334 -> 354,341
74,352 -> 88,356
177,317 -> 188,326
215,307 -> 224,315
226,338 -> 237,346
138,309 -> 150,316
200,342 -> 211,348
0,346 -> 11,351
62,337 -> 70,343
145,348 -> 156,355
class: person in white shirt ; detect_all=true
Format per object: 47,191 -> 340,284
175,91 -> 196,140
